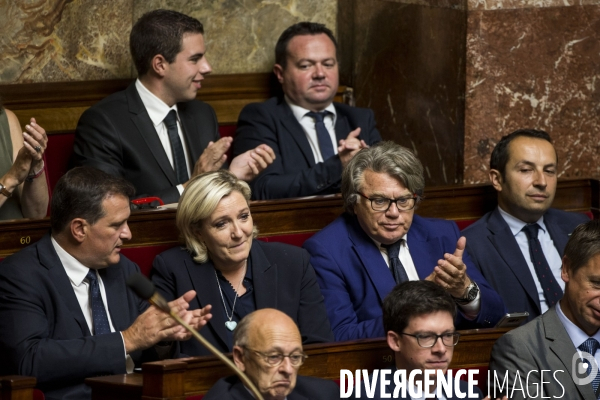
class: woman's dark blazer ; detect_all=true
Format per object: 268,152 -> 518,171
150,240 -> 334,356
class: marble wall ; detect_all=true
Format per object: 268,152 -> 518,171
0,0 -> 337,84
339,0 -> 468,186
464,2 -> 600,183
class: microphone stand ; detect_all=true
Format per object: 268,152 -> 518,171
141,288 -> 265,400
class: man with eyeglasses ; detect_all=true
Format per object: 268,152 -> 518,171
203,308 -> 340,400
358,280 -> 486,399
304,141 -> 505,341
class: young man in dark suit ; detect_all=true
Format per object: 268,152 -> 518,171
233,22 -> 382,200
463,129 -> 589,321
73,9 -> 274,204
0,167 -> 211,400
358,280 -> 489,399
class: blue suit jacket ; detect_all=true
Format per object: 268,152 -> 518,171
462,207 -> 589,321
233,97 -> 382,200
0,234 -> 156,400
358,370 -> 483,399
303,213 -> 505,341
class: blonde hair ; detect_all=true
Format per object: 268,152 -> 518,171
176,170 -> 257,263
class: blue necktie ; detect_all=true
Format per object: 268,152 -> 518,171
306,111 -> 335,160
522,224 -> 562,307
86,270 -> 111,335
164,110 -> 189,184
382,240 -> 410,284
579,338 -> 600,397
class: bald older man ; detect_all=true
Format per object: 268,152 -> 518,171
203,309 -> 339,400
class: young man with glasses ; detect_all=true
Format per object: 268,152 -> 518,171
358,280 -> 486,399
303,141 -> 505,341
203,308 -> 339,400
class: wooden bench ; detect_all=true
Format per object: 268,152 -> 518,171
85,328 -> 508,400
0,179 -> 597,274
0,74 -> 351,193
0,376 -> 37,400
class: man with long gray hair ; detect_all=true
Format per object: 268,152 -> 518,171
303,141 -> 505,341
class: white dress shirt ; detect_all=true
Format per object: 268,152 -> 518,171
498,207 -> 564,314
375,236 -> 480,319
135,79 -> 192,195
51,236 -> 133,372
285,97 -> 338,163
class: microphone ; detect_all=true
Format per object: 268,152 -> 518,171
126,273 -> 264,400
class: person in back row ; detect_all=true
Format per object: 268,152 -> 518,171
151,170 -> 333,357
233,21 -> 381,200
463,129 -> 589,322
73,9 -> 274,204
303,141 -> 505,341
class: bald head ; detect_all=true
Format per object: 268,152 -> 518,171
232,309 -> 304,400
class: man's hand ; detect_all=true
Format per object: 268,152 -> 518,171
338,128 -> 368,168
122,290 -> 210,353
229,144 -> 275,181
190,137 -> 232,179
189,304 -> 212,331
425,236 -> 471,298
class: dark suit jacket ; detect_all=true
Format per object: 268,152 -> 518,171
150,240 -> 333,356
463,208 -> 589,321
358,370 -> 483,399
203,375 -> 341,400
0,234 -> 152,400
233,97 -> 382,200
72,82 -> 219,203
490,306 -> 596,400
303,213 -> 506,341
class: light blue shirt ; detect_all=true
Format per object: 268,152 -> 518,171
498,207 -> 564,313
556,301 -> 600,368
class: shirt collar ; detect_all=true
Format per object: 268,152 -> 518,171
50,236 -> 91,287
284,95 -> 337,122
135,79 -> 179,128
373,234 -> 408,251
556,300 -> 600,348
498,206 -> 548,237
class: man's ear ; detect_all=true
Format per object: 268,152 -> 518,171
489,169 -> 503,192
70,218 -> 88,244
561,255 -> 571,284
151,54 -> 168,77
273,64 -> 284,84
387,331 -> 401,352
232,345 -> 246,372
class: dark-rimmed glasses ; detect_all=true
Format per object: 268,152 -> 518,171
244,347 -> 308,366
357,192 -> 418,212
400,332 -> 461,348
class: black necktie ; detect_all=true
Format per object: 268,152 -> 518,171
164,110 -> 189,184
86,270 -> 111,335
382,240 -> 410,284
578,338 -> 600,396
522,224 -> 562,307
306,111 -> 335,160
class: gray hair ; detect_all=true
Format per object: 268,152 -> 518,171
341,141 -> 425,214
233,312 -> 256,348
176,170 -> 257,263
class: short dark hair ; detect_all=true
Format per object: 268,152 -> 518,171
51,167 -> 135,233
275,22 -> 337,69
383,280 -> 456,334
489,129 -> 554,177
563,220 -> 600,275
130,9 -> 204,76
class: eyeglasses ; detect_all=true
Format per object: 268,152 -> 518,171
244,347 -> 308,366
399,332 -> 461,348
356,192 -> 418,212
